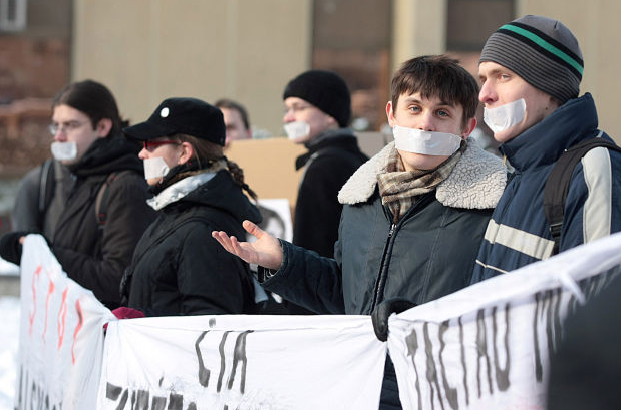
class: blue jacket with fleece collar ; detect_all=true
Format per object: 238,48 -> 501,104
471,93 -> 621,283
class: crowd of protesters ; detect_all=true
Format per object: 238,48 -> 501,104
1,14 -> 621,410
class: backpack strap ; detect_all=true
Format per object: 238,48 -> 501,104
38,159 -> 55,217
95,172 -> 119,228
543,133 -> 621,255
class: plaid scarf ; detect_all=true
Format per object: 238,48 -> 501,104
377,141 -> 466,222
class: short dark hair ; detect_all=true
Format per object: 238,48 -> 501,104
390,55 -> 479,128
215,98 -> 251,130
52,79 -> 126,137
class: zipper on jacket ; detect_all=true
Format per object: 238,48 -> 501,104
370,222 -> 396,312
369,192 -> 434,313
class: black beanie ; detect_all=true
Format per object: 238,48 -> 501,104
283,70 -> 352,127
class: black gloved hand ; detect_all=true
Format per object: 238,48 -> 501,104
0,231 -> 30,265
371,298 -> 417,342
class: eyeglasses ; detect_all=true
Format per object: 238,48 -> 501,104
142,140 -> 180,150
48,121 -> 85,135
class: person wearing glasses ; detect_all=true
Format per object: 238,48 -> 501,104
280,70 -> 369,315
1,79 -> 155,310
283,70 -> 368,260
119,97 -> 261,316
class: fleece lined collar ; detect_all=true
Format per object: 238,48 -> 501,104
338,139 -> 507,210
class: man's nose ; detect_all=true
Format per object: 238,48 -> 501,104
283,109 -> 295,123
478,81 -> 497,104
417,112 -> 435,132
53,130 -> 66,142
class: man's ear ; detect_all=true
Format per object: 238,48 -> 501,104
325,114 -> 338,129
385,101 -> 395,127
461,117 -> 477,139
96,118 -> 113,138
178,141 -> 195,165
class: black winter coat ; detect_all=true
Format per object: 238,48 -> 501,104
123,170 -> 262,317
293,129 -> 368,258
52,135 -> 156,309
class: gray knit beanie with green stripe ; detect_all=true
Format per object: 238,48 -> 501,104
480,15 -> 583,104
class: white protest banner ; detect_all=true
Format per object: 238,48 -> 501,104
387,233 -> 621,410
15,235 -> 115,410
98,314 -> 386,410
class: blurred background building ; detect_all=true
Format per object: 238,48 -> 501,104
1,0 -> 620,234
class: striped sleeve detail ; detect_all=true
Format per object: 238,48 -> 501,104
581,146 -> 613,242
484,220 -> 555,261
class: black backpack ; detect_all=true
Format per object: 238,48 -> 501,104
543,134 -> 621,256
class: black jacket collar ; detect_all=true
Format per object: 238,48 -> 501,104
295,128 -> 358,170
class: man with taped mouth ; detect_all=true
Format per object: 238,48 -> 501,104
471,15 -> 621,284
213,55 -> 507,409
282,69 -> 369,260
280,69 -> 369,314
0,79 -> 155,309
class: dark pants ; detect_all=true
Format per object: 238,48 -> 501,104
379,355 -> 402,410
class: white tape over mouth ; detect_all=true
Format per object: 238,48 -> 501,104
284,121 -> 310,141
143,157 -> 170,180
392,125 -> 462,155
51,141 -> 78,161
484,98 -> 526,133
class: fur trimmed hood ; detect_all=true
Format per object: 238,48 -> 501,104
338,139 -> 507,209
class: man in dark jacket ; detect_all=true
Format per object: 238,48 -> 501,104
471,15 -> 621,283
283,69 -> 369,259
1,80 -> 155,309
213,56 -> 507,409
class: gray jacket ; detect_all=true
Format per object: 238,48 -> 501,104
11,160 -> 73,240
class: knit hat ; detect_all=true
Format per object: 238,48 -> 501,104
283,70 -> 352,127
479,15 -> 583,105
123,97 -> 226,146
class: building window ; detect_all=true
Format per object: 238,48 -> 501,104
312,0 -> 392,132
446,0 -> 514,51
0,0 -> 27,32
446,0 -> 514,154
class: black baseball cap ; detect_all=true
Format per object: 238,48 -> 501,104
123,97 -> 226,146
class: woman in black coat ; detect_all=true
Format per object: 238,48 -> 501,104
120,97 -> 261,316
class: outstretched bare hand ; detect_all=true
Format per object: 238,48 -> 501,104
212,220 -> 283,270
